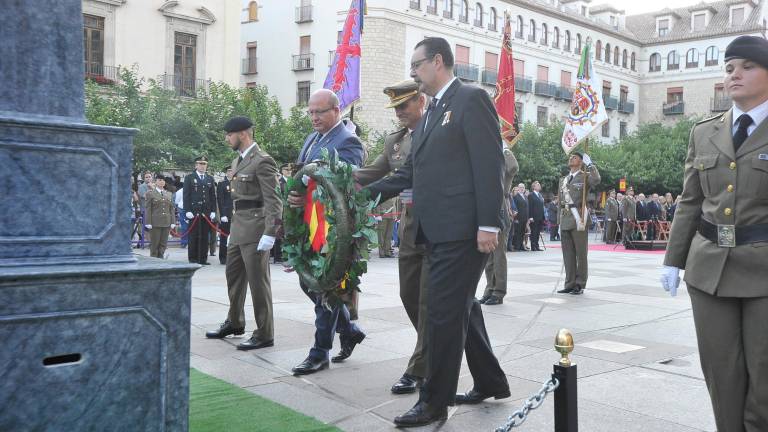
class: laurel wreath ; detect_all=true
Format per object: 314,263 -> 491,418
280,150 -> 379,307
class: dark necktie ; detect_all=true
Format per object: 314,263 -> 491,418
733,114 -> 753,152
237,155 -> 243,165
424,98 -> 438,130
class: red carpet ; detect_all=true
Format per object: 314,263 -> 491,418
546,243 -> 666,255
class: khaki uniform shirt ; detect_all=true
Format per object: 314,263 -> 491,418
145,189 -> 176,227
559,165 -> 601,231
621,196 -> 637,221
605,197 -> 619,221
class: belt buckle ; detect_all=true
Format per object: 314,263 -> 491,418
717,224 -> 736,248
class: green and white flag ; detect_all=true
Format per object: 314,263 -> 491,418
561,41 -> 607,154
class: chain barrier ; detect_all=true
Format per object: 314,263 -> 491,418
495,376 -> 560,431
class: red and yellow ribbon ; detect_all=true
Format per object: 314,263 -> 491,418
304,179 -> 330,252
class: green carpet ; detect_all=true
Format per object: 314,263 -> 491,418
189,368 -> 341,432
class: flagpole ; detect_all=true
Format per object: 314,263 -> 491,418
581,138 -> 589,225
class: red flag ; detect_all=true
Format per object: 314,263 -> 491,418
303,179 -> 328,252
494,13 -> 519,147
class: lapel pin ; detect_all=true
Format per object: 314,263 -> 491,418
442,111 -> 452,126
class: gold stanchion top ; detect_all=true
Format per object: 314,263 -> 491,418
554,328 -> 574,367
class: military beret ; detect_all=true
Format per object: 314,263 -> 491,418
725,36 -> 768,70
223,116 -> 254,133
195,155 -> 208,163
571,152 -> 583,159
383,79 -> 420,108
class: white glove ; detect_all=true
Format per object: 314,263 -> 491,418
185,211 -> 194,220
170,224 -> 176,229
257,235 -> 276,251
582,153 -> 593,166
607,218 -> 612,221
145,224 -> 152,229
209,212 -> 216,220
374,216 -> 383,222
302,175 -> 311,186
221,216 -> 228,223
660,265 -> 681,297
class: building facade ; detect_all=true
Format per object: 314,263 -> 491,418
81,0 -> 240,96
240,0 -> 766,141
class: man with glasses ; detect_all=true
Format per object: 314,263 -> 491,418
365,37 -> 510,427
287,89 -> 366,375
183,156 -> 217,265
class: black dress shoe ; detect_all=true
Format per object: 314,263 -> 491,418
331,331 -> 366,363
391,374 -> 423,394
205,321 -> 245,339
478,294 -> 491,304
200,262 -> 210,265
394,401 -> 447,428
569,287 -> 584,295
557,287 -> 574,294
292,356 -> 329,375
484,296 -> 503,305
236,336 -> 274,350
455,388 -> 511,405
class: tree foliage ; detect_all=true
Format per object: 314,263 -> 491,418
84,67 -> 313,175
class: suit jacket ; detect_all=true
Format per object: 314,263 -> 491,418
145,188 -> 176,227
513,193 -> 529,222
636,201 -> 648,221
621,196 -> 637,221
664,109 -> 768,296
229,145 -> 282,245
605,197 -> 619,221
528,191 -> 545,222
558,165 -> 601,231
648,200 -> 661,219
367,79 -> 504,243
297,121 -> 364,166
183,172 -> 216,215
216,179 -> 233,219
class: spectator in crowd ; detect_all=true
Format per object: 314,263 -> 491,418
661,192 -> 674,221
512,184 -> 529,251
174,183 -> 187,248
647,193 -> 662,240
546,196 -> 560,241
527,181 -> 545,251
507,187 -> 518,251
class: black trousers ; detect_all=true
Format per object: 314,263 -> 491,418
513,220 -> 525,250
218,221 -> 230,264
188,215 -> 210,264
530,220 -> 542,249
420,239 -> 509,408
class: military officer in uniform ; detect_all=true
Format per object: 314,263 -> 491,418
621,187 -> 637,244
480,148 -> 518,305
662,36 -> 768,432
217,168 -> 234,265
557,152 -> 600,295
604,188 -> 619,244
355,79 -> 429,395
144,173 -> 176,258
374,197 -> 397,257
183,156 -> 217,265
206,116 -> 282,351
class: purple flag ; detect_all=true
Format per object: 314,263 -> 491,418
323,0 -> 364,111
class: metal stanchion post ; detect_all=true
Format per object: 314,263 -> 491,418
553,328 -> 578,432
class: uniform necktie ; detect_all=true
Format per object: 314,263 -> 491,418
237,155 -> 243,165
733,114 -> 753,152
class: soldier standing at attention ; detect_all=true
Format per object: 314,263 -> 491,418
621,186 -> 637,244
183,156 -> 217,265
556,152 -> 600,295
206,116 -> 282,351
144,174 -> 176,258
604,188 -> 619,244
662,36 -> 768,432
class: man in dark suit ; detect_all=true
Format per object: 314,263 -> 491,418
366,37 -> 510,428
527,181 -> 545,251
512,184 -> 529,251
287,89 -> 366,376
183,156 -> 217,265
216,168 -> 233,265
647,193 -> 662,240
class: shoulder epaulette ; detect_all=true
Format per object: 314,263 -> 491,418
695,113 -> 724,125
387,127 -> 408,137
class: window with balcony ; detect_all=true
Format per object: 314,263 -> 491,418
83,14 -> 105,80
427,0 -> 437,14
294,35 -> 314,70
296,0 -> 312,23
667,50 -> 679,70
248,1 -> 258,22
664,87 -> 684,115
712,83 -> 730,111
553,27 -> 559,48
474,3 -> 483,27
297,81 -> 311,105
595,40 -> 602,60
705,46 -> 718,66
564,30 -> 571,52
537,106 -> 548,127
488,7 -> 497,31
541,23 -> 548,45
649,52 -> 661,72
243,42 -> 257,74
686,48 -> 699,68
443,0 -> 453,18
173,32 -> 197,97
459,0 -> 469,23
516,15 -> 524,39
482,51 -> 498,85
528,19 -> 536,42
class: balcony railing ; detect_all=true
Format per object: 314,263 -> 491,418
528,34 -> 536,42
705,59 -> 719,67
618,100 -> 635,114
295,5 -> 312,23
481,68 -> 497,86
241,58 -> 257,75
409,0 -> 420,9
474,19 -> 483,27
454,63 -> 479,81
534,80 -> 557,97
292,53 -> 315,71
668,62 -> 680,70
84,63 -> 119,85
686,61 -> 699,69
711,96 -> 732,112
604,95 -> 619,110
556,86 -> 573,101
443,10 -> 453,19
663,100 -> 685,115
515,75 -> 533,93
158,74 -> 209,98
459,14 -> 468,23
649,64 -> 661,72
427,5 -> 437,14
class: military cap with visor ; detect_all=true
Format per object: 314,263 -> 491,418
383,79 -> 420,108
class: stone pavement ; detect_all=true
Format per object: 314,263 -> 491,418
136,238 -> 715,432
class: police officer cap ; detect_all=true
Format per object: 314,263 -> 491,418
725,36 -> 768,70
383,79 -> 420,108
195,155 -> 208,163
224,116 -> 254,133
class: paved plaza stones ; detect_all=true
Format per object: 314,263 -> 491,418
144,242 -> 716,431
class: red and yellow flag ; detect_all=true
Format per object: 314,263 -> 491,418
494,12 -> 519,147
304,179 -> 329,252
